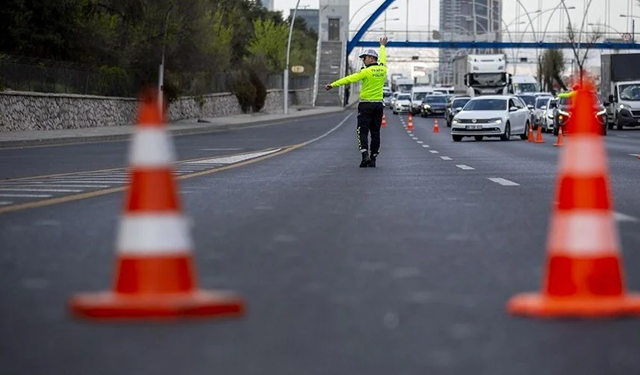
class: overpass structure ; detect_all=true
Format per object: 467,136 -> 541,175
348,0 -> 640,53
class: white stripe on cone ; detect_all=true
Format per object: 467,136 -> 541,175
558,136 -> 607,177
547,210 -> 620,256
116,214 -> 192,255
130,128 -> 176,167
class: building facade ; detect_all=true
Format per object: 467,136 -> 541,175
289,8 -> 320,33
438,0 -> 502,84
260,0 -> 274,11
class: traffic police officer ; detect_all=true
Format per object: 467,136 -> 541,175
325,37 -> 388,168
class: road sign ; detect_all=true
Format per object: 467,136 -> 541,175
622,33 -> 632,42
291,66 -> 304,73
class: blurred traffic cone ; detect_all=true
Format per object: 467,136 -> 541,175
381,113 -> 387,128
69,89 -> 245,321
407,113 -> 414,130
527,124 -> 535,142
433,119 -> 440,133
553,127 -> 564,147
506,81 -> 640,318
534,125 -> 545,143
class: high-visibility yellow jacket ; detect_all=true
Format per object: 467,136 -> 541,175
330,46 -> 387,101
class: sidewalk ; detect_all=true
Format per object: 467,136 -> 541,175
0,104 -> 356,148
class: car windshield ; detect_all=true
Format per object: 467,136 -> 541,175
517,95 -> 536,106
548,99 -> 557,109
535,97 -> 551,108
424,95 -> 447,104
413,92 -> 428,101
452,98 -> 471,108
514,83 -> 539,93
619,84 -> 640,101
397,94 -> 411,101
558,92 -> 601,106
464,99 -> 506,111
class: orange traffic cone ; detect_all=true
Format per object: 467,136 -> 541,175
407,113 -> 414,130
433,119 -> 440,133
553,127 -> 564,147
69,89 -> 245,320
534,125 -> 545,143
381,113 -> 387,128
527,124 -> 535,143
506,81 -> 640,318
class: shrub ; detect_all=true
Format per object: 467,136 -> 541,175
249,70 -> 267,112
230,70 -> 256,113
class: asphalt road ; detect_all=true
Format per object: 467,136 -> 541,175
1,109 -> 640,375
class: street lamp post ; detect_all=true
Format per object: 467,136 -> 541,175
158,5 -> 173,114
620,15 -> 637,42
284,0 -> 301,115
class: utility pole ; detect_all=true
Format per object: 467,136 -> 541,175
284,0 -> 301,115
406,0 -> 409,41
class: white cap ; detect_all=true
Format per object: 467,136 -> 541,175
358,48 -> 379,59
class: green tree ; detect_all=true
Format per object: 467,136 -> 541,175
247,18 -> 288,73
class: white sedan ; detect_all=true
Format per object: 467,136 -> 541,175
451,95 -> 531,142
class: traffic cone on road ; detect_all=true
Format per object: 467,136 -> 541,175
553,127 -> 565,147
407,113 -> 414,130
534,125 -> 545,143
433,119 -> 440,133
381,113 -> 387,128
528,124 -> 535,142
506,80 -> 640,318
69,89 -> 245,321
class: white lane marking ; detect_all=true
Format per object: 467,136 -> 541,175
440,156 -> 453,160
0,194 -> 52,198
429,150 -> 439,154
0,201 -> 12,205
199,148 -> 243,151
305,112 -> 354,144
417,141 -> 423,144
618,135 -> 630,138
0,184 -> 109,188
0,188 -> 83,193
630,154 -> 640,157
422,144 -> 430,148
488,177 -> 520,186
40,180 -> 127,184
411,137 -> 419,140
456,164 -> 475,170
614,212 -> 639,222
187,149 -> 281,165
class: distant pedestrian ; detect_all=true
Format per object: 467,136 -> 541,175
325,37 -> 388,168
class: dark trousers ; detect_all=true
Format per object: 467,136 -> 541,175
357,102 -> 383,154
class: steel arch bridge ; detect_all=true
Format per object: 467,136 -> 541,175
349,0 -> 640,54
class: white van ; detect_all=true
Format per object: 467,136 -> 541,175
510,75 -> 540,94
410,86 -> 434,114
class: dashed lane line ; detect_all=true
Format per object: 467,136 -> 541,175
440,156 -> 453,160
614,212 -> 639,222
488,177 -> 520,186
456,164 -> 475,170
429,150 -> 439,154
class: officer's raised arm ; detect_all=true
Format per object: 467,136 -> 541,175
379,37 -> 388,66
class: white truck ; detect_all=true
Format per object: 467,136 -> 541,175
452,54 -> 510,97
393,77 -> 414,93
601,53 -> 640,130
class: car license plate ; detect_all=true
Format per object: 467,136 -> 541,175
466,125 -> 482,130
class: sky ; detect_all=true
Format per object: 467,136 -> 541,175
271,0 -> 639,75
273,0 -> 636,35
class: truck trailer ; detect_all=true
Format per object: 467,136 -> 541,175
601,53 -> 640,130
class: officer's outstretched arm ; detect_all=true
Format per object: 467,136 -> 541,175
379,38 -> 388,66
330,69 -> 371,88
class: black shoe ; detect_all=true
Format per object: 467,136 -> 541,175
368,153 -> 377,167
359,151 -> 371,168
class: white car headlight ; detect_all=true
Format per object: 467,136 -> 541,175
452,118 -> 459,124
619,103 -> 631,110
488,118 -> 502,124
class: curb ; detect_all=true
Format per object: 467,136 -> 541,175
0,107 -> 352,148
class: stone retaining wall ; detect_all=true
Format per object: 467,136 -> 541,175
0,88 -> 312,132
